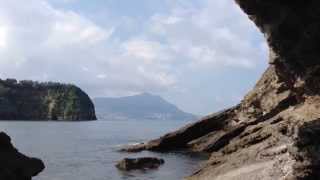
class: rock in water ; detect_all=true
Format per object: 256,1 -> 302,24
116,157 -> 165,171
0,79 -> 96,121
123,1 -> 320,180
0,132 -> 45,180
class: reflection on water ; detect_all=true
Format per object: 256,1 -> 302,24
0,120 -> 207,180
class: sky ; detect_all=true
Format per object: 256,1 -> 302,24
0,0 -> 268,115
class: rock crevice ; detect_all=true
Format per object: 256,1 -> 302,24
123,1 -> 320,179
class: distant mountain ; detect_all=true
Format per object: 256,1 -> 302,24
94,93 -> 197,121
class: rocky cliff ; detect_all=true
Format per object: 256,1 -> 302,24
123,1 -> 320,179
0,79 -> 96,121
0,132 -> 44,180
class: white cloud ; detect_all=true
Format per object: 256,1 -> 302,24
148,0 -> 264,70
152,15 -> 183,26
46,11 -> 112,47
122,39 -> 173,64
0,0 -> 267,114
0,26 -> 7,48
0,0 -> 179,97
123,39 -> 160,62
96,74 -> 107,79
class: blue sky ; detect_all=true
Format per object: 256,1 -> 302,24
0,0 -> 268,115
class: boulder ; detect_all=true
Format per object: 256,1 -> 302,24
116,157 -> 164,171
0,132 -> 45,180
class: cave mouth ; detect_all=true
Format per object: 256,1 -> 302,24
115,1 -> 320,180
236,0 -> 320,77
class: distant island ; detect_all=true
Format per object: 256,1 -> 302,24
0,79 -> 96,121
94,93 -> 197,121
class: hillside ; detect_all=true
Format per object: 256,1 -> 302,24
94,93 -> 196,121
0,79 -> 96,121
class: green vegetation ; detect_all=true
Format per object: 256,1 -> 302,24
0,78 -> 96,121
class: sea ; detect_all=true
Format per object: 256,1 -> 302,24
0,119 -> 207,180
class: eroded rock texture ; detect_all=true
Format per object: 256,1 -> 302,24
0,132 -> 45,180
123,1 -> 320,179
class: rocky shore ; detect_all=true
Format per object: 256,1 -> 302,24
0,132 -> 44,180
123,1 -> 320,179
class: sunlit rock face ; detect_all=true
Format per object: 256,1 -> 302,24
123,1 -> 320,180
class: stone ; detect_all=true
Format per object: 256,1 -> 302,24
122,1 -> 320,179
116,157 -> 164,171
0,132 -> 45,180
120,106 -> 238,152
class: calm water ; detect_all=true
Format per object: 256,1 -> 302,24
0,120 -> 206,180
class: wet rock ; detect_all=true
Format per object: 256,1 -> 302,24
116,157 -> 164,171
0,132 -> 45,180
123,1 -> 320,180
121,106 -> 238,152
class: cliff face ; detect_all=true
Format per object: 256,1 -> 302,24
0,79 -> 96,121
123,1 -> 320,180
0,132 -> 44,180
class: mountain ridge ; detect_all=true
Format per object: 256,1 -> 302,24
122,1 -> 320,179
94,93 -> 197,121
